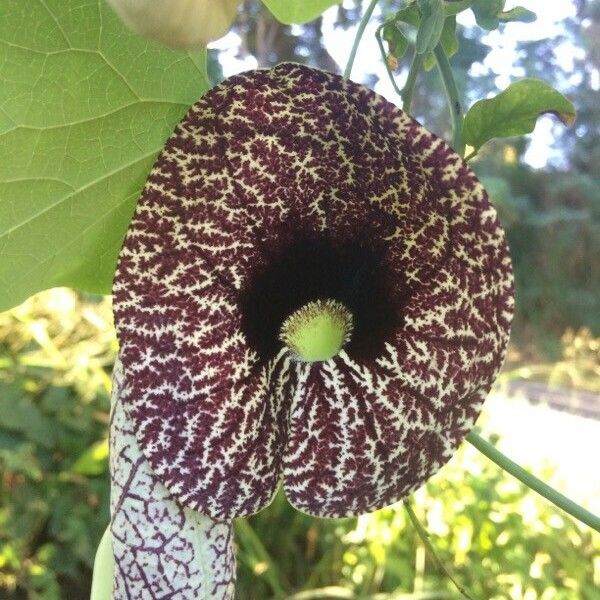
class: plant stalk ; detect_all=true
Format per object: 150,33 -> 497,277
466,430 -> 600,532
344,0 -> 380,80
400,51 -> 424,114
433,43 -> 465,156
376,24 -> 404,97
403,501 -> 478,600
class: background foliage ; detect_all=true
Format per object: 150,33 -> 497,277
1,291 -> 599,599
1,0 -> 600,598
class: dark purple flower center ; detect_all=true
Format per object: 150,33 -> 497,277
239,231 -> 409,364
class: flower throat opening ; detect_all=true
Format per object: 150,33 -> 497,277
238,233 -> 407,364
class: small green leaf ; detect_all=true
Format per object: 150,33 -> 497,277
444,0 -> 473,16
383,22 -> 410,61
383,3 -> 420,68
424,16 -> 458,70
471,0 -> 505,30
440,15 -> 459,57
0,0 -> 210,312
463,79 -> 576,152
498,7 -> 537,23
393,2 -> 422,27
416,0 -> 446,54
261,0 -> 342,24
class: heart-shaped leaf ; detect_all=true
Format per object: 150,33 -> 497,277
261,0 -> 342,24
0,0 -> 210,312
463,79 -> 576,152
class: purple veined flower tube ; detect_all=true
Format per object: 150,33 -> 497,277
108,359 -> 236,599
108,62 -> 514,595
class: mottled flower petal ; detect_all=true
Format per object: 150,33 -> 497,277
113,78 -> 297,519
284,207 -> 513,517
113,62 -> 513,520
284,351 -> 490,517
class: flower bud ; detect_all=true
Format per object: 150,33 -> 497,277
107,0 -> 239,49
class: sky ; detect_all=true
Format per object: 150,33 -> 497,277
210,0 -> 584,168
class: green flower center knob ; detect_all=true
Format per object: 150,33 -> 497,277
279,299 -> 353,362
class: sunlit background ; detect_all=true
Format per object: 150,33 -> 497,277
1,0 -> 599,599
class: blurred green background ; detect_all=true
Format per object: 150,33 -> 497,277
1,0 -> 600,598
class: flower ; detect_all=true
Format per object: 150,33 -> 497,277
113,62 -> 514,521
107,0 -> 240,49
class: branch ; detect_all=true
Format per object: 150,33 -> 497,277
403,500 -> 478,600
375,24 -> 404,97
401,51 -> 424,114
344,0 -> 379,79
466,431 -> 600,532
433,43 -> 464,155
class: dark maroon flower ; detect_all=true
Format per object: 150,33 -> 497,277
113,62 -> 514,521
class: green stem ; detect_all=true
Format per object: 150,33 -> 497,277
466,431 -> 600,532
375,24 -> 404,97
433,43 -> 464,156
400,51 -> 424,114
403,501 -> 478,600
344,0 -> 379,80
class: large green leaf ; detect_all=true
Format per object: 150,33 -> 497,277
0,0 -> 210,312
261,0 -> 342,24
463,79 -> 576,152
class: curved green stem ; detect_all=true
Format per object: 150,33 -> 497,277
467,431 -> 600,532
376,24 -> 404,97
344,0 -> 379,80
400,51 -> 424,114
404,500 -> 478,600
433,44 -> 464,156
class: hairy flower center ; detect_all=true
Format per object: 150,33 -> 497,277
279,299 -> 353,362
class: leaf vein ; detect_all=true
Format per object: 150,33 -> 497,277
0,150 -> 158,240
